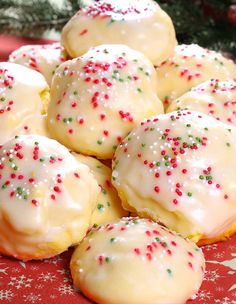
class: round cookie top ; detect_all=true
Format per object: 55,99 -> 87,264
112,111 -> 236,242
167,79 -> 236,126
156,44 -> 236,108
61,0 -> 176,65
9,43 -> 69,85
71,217 -> 205,304
47,44 -> 163,159
0,135 -> 100,260
73,153 -> 128,227
0,62 -> 49,144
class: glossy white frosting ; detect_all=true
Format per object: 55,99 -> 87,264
112,111 -> 236,242
0,135 -> 100,260
71,217 -> 205,304
167,79 -> 236,126
47,44 -> 163,159
9,43 -> 69,85
156,44 -> 236,108
61,0 -> 176,65
73,153 -> 128,227
0,62 -> 49,144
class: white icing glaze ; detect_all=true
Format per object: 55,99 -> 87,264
156,44 -> 236,108
9,43 -> 69,85
112,111 -> 236,241
47,44 -> 163,159
73,153 -> 128,227
61,0 -> 177,65
167,79 -> 236,126
71,217 -> 205,304
0,135 -> 100,260
0,62 -> 49,144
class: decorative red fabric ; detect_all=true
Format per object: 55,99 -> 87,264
0,36 -> 235,304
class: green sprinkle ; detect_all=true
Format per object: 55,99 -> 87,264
206,175 -> 212,180
164,155 -> 169,160
145,72 -> 150,76
133,219 -> 139,224
187,192 -> 192,197
138,67 -> 144,71
199,175 -> 204,180
39,158 -> 45,162
107,19 -> 115,26
1,184 -> 7,189
167,269 -> 172,276
16,187 -> 23,195
97,203 -> 104,211
141,143 -> 146,148
73,90 -> 78,95
113,145 -> 118,150
50,156 -> 55,160
137,88 -> 142,93
127,75 -> 132,80
0,97 -> 5,101
186,124 -> 191,128
228,129 -> 232,132
105,257 -> 110,263
110,238 -> 116,243
155,237 -> 160,242
23,194 -> 28,200
156,162 -> 161,167
68,117 -> 73,122
107,202 -> 111,207
226,142 -> 231,147
204,127 -> 209,131
97,140 -> 102,145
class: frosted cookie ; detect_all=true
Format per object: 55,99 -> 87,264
156,44 -> 236,108
73,153 -> 128,227
62,0 -> 176,65
0,62 -> 49,144
0,135 -> 100,260
9,43 -> 69,85
112,111 -> 236,244
47,44 -> 163,159
167,79 -> 236,126
71,217 -> 205,304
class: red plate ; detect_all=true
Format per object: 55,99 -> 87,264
0,36 -> 235,304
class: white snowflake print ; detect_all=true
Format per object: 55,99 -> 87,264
214,252 -> 224,259
0,289 -> 14,301
23,293 -> 41,303
215,286 -> 224,292
30,265 -> 39,271
8,275 -> 33,289
43,255 -> 62,265
215,297 -> 236,304
0,265 -> 8,277
35,284 -> 44,289
197,289 -> 213,300
11,268 -> 20,273
49,294 -> 57,299
38,272 -> 56,282
57,268 -> 72,283
204,243 -> 218,251
57,283 -> 75,295
204,269 -> 221,283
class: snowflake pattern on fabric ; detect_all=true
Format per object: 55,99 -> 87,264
0,289 -> 14,302
0,236 -> 235,304
8,275 -> 33,289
